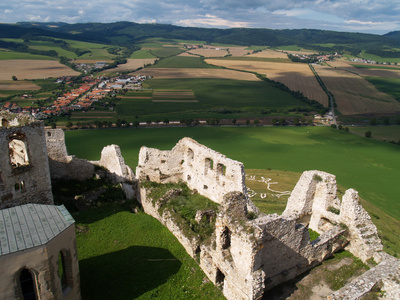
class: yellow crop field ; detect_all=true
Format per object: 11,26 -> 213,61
0,80 -> 40,91
178,52 -> 199,57
247,50 -> 288,59
104,59 -> 157,73
314,64 -> 400,115
132,68 -> 260,81
206,59 -> 328,106
0,60 -> 79,80
228,47 -> 252,57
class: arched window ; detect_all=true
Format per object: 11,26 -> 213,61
19,268 -> 37,300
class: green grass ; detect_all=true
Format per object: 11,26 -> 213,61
116,78 -> 311,121
149,47 -> 183,58
349,125 -> 400,142
65,126 -> 400,221
130,50 -> 157,59
149,56 -> 220,68
352,64 -> 400,70
276,45 -> 302,51
360,51 -> 400,64
74,203 -> 224,299
364,77 -> 400,101
0,50 -> 57,60
215,56 -> 291,63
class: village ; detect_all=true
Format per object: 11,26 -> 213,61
1,74 -> 149,118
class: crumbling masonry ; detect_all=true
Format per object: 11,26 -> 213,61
1,110 -> 398,300
136,137 -> 398,300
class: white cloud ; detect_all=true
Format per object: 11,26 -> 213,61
0,0 -> 399,34
177,14 -> 249,28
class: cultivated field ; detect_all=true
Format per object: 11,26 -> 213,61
104,58 -> 157,73
314,64 -> 400,115
132,68 -> 260,81
329,60 -> 400,79
152,90 -> 197,102
188,48 -> 229,57
0,80 -> 40,91
247,49 -> 288,59
0,59 -> 79,80
206,59 -> 328,105
178,52 -> 199,57
228,47 -> 252,57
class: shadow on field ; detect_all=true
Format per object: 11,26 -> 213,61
79,246 -> 182,299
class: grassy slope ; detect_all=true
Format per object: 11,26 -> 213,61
65,126 -> 400,220
0,50 -> 58,60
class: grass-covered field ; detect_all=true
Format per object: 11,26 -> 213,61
0,50 -> 58,60
115,78 -> 311,121
65,126 -> 400,221
360,51 -> 400,64
349,125 -> 400,142
74,203 -> 224,300
149,47 -> 184,58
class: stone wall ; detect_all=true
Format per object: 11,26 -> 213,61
137,140 -> 374,300
46,129 -> 95,181
329,253 -> 400,300
283,170 -> 383,263
136,137 -> 257,213
0,114 -> 53,209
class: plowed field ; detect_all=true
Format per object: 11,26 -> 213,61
314,64 -> 400,115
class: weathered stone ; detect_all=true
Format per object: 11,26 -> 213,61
0,112 -> 53,209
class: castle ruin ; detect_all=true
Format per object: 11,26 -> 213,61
1,111 -> 399,299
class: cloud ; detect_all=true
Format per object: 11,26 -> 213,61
0,0 -> 399,34
177,14 -> 249,28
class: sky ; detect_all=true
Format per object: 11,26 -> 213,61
1,0 -> 400,35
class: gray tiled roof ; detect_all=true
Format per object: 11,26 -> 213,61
0,204 -> 75,256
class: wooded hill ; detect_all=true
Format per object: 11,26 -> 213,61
2,22 -> 400,58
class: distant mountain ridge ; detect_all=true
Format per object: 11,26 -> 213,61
1,22 -> 400,56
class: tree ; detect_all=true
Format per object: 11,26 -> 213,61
254,119 -> 260,126
51,122 -> 57,129
365,131 -> 372,138
163,119 -> 169,124
293,117 -> 300,126
246,120 -> 250,126
383,117 -> 390,125
271,118 -> 278,126
12,75 -> 17,81
232,119 -> 237,125
370,118 -> 377,125
66,121 -> 73,129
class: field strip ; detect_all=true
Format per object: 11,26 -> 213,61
206,59 -> 327,105
132,68 -> 260,81
71,116 -> 114,119
314,64 -> 400,115
119,96 -> 152,99
152,100 -> 198,103
0,59 -> 79,80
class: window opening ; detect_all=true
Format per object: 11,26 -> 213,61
187,148 -> 194,165
204,158 -> 213,175
9,138 -> 29,169
216,268 -> 225,285
2,118 -> 9,127
217,163 -> 226,176
221,226 -> 231,250
58,252 -> 67,290
19,268 -> 37,300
